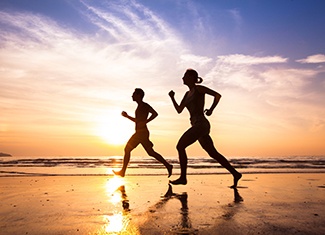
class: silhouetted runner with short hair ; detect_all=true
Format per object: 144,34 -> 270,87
168,69 -> 242,188
113,88 -> 173,177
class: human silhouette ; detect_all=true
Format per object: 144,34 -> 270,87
113,88 -> 173,177
168,69 -> 242,187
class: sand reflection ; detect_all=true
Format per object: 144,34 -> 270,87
103,176 -> 134,234
103,213 -> 126,233
105,176 -> 125,196
142,184 -> 244,234
144,184 -> 199,234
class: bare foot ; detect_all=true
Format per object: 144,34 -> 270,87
167,164 -> 173,178
169,177 -> 187,185
113,170 -> 125,177
230,172 -> 242,188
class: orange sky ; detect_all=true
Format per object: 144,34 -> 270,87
1,1 -> 325,157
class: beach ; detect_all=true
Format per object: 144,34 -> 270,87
1,173 -> 325,235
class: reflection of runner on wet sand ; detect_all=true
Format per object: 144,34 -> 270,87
146,184 -> 244,234
118,185 -> 130,212
233,188 -> 244,204
113,88 -> 172,178
109,181 -> 244,234
148,184 -> 197,234
219,188 -> 244,223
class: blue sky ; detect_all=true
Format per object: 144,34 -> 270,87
2,0 -> 324,57
1,0 -> 325,156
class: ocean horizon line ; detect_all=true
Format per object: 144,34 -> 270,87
1,155 -> 325,177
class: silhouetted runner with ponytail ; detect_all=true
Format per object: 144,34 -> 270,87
169,69 -> 241,188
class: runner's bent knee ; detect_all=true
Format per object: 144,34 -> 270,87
124,144 -> 134,153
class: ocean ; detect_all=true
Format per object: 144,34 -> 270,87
1,155 -> 325,177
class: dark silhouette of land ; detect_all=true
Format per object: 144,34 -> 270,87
0,152 -> 11,157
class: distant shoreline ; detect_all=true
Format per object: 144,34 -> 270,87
0,152 -> 11,157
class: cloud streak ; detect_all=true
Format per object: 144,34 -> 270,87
296,54 -> 325,64
217,54 -> 287,65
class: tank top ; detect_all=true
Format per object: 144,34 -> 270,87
185,86 -> 207,125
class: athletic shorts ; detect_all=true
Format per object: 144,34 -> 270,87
177,117 -> 211,148
125,129 -> 154,150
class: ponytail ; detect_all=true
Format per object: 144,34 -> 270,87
184,68 -> 203,84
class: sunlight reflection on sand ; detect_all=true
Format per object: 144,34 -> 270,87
102,176 -> 138,234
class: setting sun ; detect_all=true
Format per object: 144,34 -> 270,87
94,112 -> 133,146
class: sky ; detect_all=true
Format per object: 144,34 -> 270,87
1,0 -> 325,157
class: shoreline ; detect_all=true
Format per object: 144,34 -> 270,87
1,173 -> 325,234
1,170 -> 325,177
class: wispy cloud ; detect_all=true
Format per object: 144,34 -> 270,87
296,54 -> 325,64
217,54 -> 287,65
229,8 -> 242,24
179,54 -> 213,68
228,8 -> 242,33
203,54 -> 325,139
80,0 -> 181,49
204,54 -> 288,90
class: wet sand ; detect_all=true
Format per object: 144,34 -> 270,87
1,173 -> 325,235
